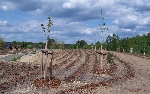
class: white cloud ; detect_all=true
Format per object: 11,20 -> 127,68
0,21 -> 8,25
63,2 -> 75,9
1,6 -> 8,11
29,9 -> 43,15
113,20 -> 119,25
0,1 -> 16,11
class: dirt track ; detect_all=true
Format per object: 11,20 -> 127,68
0,50 -> 150,94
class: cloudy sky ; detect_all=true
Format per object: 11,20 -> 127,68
0,0 -> 150,44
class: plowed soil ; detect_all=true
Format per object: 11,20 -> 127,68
0,50 -> 150,94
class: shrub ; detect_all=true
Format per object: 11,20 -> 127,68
107,52 -> 114,64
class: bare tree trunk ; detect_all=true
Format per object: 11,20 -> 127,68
45,40 -> 48,49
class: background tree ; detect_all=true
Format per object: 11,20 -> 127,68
106,34 -> 119,51
69,44 -> 76,49
95,41 -> 101,50
47,38 -> 56,49
89,43 -> 95,49
50,41 -> 59,49
76,40 -> 88,49
105,33 -> 150,55
59,41 -> 65,49
38,42 -> 45,49
0,37 -> 4,50
83,44 -> 90,49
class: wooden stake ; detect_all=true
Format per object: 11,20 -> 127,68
49,52 -> 53,80
41,52 -> 43,75
44,52 -> 48,80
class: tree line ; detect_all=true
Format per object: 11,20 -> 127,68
105,33 -> 150,55
69,33 -> 150,55
0,38 -> 65,50
1,33 -> 150,55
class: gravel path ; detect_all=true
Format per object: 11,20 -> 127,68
0,54 -> 24,61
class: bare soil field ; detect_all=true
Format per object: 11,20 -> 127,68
0,49 -> 150,94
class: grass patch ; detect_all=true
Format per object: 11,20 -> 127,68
11,55 -> 22,61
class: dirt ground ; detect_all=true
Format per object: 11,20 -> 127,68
95,52 -> 150,94
0,50 -> 150,94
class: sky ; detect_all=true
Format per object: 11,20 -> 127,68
0,0 -> 150,44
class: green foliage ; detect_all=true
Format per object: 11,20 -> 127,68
59,41 -> 65,49
106,34 -> 120,51
12,41 -> 17,45
99,9 -> 108,33
11,57 -> 17,61
47,38 -> 56,49
76,40 -> 88,49
95,41 -> 101,49
10,41 -> 37,49
26,45 -> 35,49
83,44 -> 89,49
106,52 -> 114,64
50,41 -> 59,49
0,37 -> 4,50
41,16 -> 53,49
105,33 -> 150,55
41,16 -> 53,38
20,41 -> 28,48
38,42 -> 44,49
69,44 -> 76,49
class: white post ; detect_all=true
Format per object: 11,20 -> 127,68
95,46 -> 96,51
130,48 -> 133,53
101,45 -> 103,53
144,48 -> 145,55
123,49 -> 125,53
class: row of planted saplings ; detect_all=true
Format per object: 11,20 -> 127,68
56,53 -> 135,94
33,50 -> 81,88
